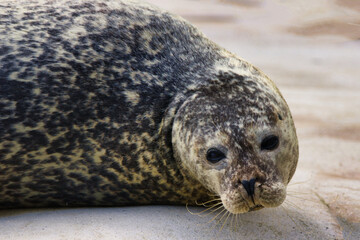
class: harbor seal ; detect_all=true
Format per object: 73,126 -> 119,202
0,0 -> 299,214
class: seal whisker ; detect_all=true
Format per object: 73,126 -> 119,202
201,201 -> 224,210
208,208 -> 227,224
186,202 -> 224,216
199,204 -> 226,217
230,213 -> 236,232
211,209 -> 229,230
281,204 -> 315,237
287,191 -> 313,195
284,197 -> 323,227
288,180 -> 311,186
219,211 -> 232,232
281,205 -> 300,228
287,194 -> 318,204
195,198 -> 222,206
236,214 -> 240,231
234,213 -> 239,231
281,204 -> 314,237
283,200 -> 303,211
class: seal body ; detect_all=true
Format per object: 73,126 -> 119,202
0,0 -> 298,212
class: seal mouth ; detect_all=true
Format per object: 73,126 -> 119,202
249,205 -> 264,212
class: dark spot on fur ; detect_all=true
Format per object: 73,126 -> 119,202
0,45 -> 12,56
6,183 -> 21,190
19,130 -> 49,151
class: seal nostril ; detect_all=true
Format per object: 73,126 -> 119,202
241,178 -> 256,197
249,178 -> 255,196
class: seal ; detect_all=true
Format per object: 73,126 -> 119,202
0,0 -> 299,213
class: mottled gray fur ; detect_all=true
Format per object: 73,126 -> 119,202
0,0 -> 298,212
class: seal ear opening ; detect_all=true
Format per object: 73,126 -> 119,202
158,93 -> 188,138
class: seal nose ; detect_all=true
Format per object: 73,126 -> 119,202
241,178 -> 256,204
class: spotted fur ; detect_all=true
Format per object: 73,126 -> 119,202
0,0 -> 298,211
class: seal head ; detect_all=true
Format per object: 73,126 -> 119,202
172,72 -> 299,214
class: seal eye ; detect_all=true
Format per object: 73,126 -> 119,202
206,148 -> 226,163
261,135 -> 279,151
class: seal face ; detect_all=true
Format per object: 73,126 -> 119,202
172,72 -> 298,214
0,0 -> 298,213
